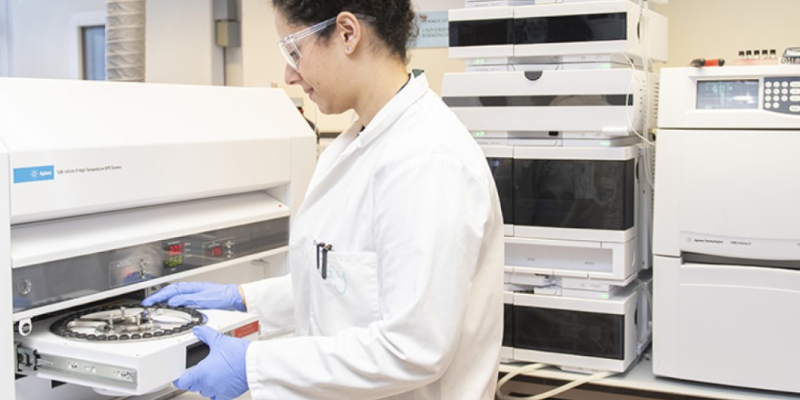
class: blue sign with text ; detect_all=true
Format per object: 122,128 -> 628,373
14,165 -> 55,183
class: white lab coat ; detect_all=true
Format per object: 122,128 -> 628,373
240,72 -> 504,399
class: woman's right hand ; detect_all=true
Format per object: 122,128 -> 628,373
141,282 -> 246,312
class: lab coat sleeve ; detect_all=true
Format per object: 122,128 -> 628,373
240,274 -> 295,336
245,152 -> 494,399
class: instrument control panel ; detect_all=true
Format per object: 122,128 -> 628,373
12,217 -> 289,314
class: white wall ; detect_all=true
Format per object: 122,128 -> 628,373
0,0 -> 460,131
7,0 -> 105,79
650,0 -> 800,69
236,0 -> 464,134
237,0 -> 356,133
146,0 -> 223,85
4,0 -> 799,126
238,0 -> 276,88
0,0 -> 10,77
4,0 -> 222,84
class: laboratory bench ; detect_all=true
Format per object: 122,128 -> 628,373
18,356 -> 796,399
499,355 -> 800,400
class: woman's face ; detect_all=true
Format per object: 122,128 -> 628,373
274,11 -> 349,115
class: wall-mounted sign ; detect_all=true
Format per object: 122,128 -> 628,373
411,11 -> 449,48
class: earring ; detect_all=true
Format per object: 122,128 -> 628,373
346,46 -> 352,52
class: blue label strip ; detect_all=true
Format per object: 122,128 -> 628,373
14,166 -> 55,183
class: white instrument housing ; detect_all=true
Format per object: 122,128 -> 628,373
448,0 -> 668,65
658,65 -> 800,130
16,309 -> 259,396
653,66 -> 800,394
504,282 -> 650,373
442,69 -> 649,137
0,78 -> 316,398
484,142 -> 643,283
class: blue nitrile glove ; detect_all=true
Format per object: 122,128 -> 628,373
141,282 -> 246,311
175,326 -> 251,400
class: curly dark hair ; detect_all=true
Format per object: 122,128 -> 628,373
271,0 -> 418,63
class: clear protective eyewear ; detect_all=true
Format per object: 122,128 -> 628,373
278,14 -> 376,70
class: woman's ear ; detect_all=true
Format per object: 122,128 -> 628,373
336,12 -> 362,55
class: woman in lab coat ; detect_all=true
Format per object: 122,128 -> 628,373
143,1 -> 505,398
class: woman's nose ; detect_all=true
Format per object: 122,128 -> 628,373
285,64 -> 301,85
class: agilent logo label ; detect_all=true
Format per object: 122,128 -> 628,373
14,166 -> 55,184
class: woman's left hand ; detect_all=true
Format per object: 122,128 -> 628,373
142,282 -> 246,312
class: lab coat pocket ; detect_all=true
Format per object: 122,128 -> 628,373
309,251 -> 380,336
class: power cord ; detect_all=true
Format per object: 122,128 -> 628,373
497,364 -> 616,400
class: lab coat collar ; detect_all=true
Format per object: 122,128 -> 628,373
356,69 -> 427,148
303,71 -> 429,201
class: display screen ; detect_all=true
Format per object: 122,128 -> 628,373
503,304 -> 514,348
168,244 -> 183,256
208,246 -> 223,258
165,255 -> 183,268
513,305 -> 625,360
515,13 -> 627,45
487,158 -> 513,224
513,159 -> 635,231
204,240 -> 229,259
164,241 -> 185,268
449,18 -> 513,47
696,80 -> 759,110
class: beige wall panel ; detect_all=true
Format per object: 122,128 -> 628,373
651,0 -> 800,69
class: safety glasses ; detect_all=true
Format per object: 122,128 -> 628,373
278,17 -> 336,70
278,14 -> 376,70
